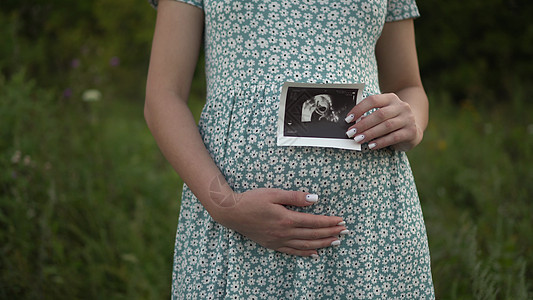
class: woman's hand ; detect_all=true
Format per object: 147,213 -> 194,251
209,188 -> 347,258
345,93 -> 424,152
343,19 -> 428,152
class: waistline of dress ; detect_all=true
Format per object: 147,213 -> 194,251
206,82 -> 282,101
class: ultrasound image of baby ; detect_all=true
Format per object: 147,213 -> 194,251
300,94 -> 341,123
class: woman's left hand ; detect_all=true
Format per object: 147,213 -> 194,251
345,93 -> 423,152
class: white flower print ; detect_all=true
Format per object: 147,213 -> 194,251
168,0 -> 433,299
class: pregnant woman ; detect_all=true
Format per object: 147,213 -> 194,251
145,0 -> 434,298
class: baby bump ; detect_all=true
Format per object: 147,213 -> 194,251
198,84 -> 413,215
197,84 -> 429,272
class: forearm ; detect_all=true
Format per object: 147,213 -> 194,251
373,18 -> 428,150
144,92 -> 231,217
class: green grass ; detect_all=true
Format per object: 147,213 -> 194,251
408,91 -> 533,299
1,73 -> 181,299
1,72 -> 532,299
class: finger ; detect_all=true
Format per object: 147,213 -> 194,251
276,247 -> 318,258
354,114 -> 406,144
285,226 -> 349,240
284,236 -> 342,250
289,211 -> 344,228
345,94 -> 393,122
367,127 -> 417,150
346,106 -> 400,135
273,190 -> 320,207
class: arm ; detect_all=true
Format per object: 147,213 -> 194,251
145,0 -> 345,257
145,0 -> 227,218
345,19 -> 428,151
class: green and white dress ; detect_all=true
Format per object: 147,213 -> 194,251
150,0 -> 434,298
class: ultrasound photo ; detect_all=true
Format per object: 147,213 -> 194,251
277,82 -> 365,150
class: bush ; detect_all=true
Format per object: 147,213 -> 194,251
0,0 -> 156,100
416,0 -> 533,104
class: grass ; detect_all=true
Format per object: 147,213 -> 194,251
408,91 -> 533,298
1,73 -> 181,299
0,72 -> 531,299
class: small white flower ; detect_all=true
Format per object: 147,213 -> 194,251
82,89 -> 102,102
23,155 -> 31,166
11,150 -> 21,164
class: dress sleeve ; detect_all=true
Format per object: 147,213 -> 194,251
385,0 -> 420,22
148,0 -> 203,10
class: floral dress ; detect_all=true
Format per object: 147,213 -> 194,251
149,0 -> 435,298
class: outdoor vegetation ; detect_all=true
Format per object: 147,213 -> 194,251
1,0 -> 532,299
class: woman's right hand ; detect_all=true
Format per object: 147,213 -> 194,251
209,188 -> 348,258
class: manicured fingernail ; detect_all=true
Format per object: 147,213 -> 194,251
305,194 -> 319,203
310,254 -> 319,259
368,143 -> 376,149
340,229 -> 350,235
345,128 -> 357,138
330,240 -> 341,246
345,114 -> 355,123
337,221 -> 346,226
353,134 -> 365,143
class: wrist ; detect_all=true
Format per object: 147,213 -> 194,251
208,194 -> 242,225
199,174 -> 239,223
393,123 -> 424,152
413,123 -> 424,147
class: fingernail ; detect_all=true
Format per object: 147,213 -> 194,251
345,114 -> 355,123
353,134 -> 365,143
368,143 -> 376,149
330,240 -> 341,246
340,229 -> 350,235
310,254 -> 319,259
305,194 -> 319,203
337,221 -> 346,226
345,128 -> 357,138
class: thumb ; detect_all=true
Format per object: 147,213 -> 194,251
275,190 -> 319,207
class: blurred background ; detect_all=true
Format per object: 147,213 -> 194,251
1,0 -> 532,298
